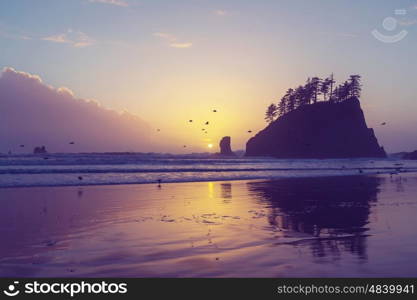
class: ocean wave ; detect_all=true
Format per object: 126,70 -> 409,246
0,154 -> 416,188
0,166 -> 413,175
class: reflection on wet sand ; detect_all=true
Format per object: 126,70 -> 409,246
246,176 -> 381,260
1,174 -> 417,277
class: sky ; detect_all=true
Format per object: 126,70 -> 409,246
1,0 -> 417,153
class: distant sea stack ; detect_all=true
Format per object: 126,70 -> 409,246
219,136 -> 236,156
33,146 -> 48,154
404,151 -> 417,160
246,97 -> 386,158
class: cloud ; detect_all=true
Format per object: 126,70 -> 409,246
153,32 -> 193,49
0,67 -> 151,153
0,24 -> 32,41
0,30 -> 31,41
214,10 -> 228,16
0,26 -> 93,47
398,18 -> 417,26
169,42 -> 193,48
42,30 -> 95,48
153,32 -> 176,42
42,34 -> 69,44
88,0 -> 129,7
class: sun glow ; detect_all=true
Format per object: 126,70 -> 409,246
208,144 -> 213,149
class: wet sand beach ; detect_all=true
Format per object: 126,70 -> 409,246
1,174 -> 417,277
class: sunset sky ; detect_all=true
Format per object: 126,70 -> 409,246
1,0 -> 417,153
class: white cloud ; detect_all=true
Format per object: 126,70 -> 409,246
153,32 -> 177,42
214,10 -> 228,16
398,18 -> 417,26
88,0 -> 129,7
42,30 -> 95,48
0,67 -> 150,153
42,34 -> 70,44
153,32 -> 193,49
170,42 -> 193,48
0,24 -> 32,41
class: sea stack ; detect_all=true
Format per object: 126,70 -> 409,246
33,146 -> 48,154
404,151 -> 417,160
246,97 -> 386,158
219,136 -> 235,156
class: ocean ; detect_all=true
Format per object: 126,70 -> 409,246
0,153 -> 416,187
2,153 -> 417,277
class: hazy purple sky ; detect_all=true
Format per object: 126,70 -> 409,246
1,0 -> 417,153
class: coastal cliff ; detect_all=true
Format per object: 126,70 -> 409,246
246,97 -> 386,158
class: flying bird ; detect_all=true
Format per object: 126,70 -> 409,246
69,142 -> 75,145
247,130 -> 252,133
381,122 -> 386,126
78,176 -> 83,180
19,145 -> 24,147
205,121 -> 209,125
213,109 -> 217,112
189,120 -> 193,123
157,129 -> 160,132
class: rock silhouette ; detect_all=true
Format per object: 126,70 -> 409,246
404,150 -> 417,160
33,146 -> 48,154
246,97 -> 386,158
219,136 -> 235,156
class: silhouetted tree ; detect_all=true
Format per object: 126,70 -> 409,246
265,103 -> 278,123
304,78 -> 314,105
349,74 -> 362,98
321,77 -> 331,100
277,95 -> 287,117
331,86 -> 340,103
339,81 -> 350,101
294,85 -> 306,108
285,88 -> 296,112
328,73 -> 335,101
310,77 -> 322,103
269,74 -> 362,120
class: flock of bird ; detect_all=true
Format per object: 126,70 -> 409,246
9,115 -> 391,186
155,108 -> 253,149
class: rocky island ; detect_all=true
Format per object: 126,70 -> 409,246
246,75 -> 386,158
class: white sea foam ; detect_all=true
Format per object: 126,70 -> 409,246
0,153 -> 415,187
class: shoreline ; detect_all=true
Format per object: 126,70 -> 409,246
0,171 -> 415,189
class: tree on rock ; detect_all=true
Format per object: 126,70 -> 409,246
349,75 -> 362,98
265,103 -> 278,123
